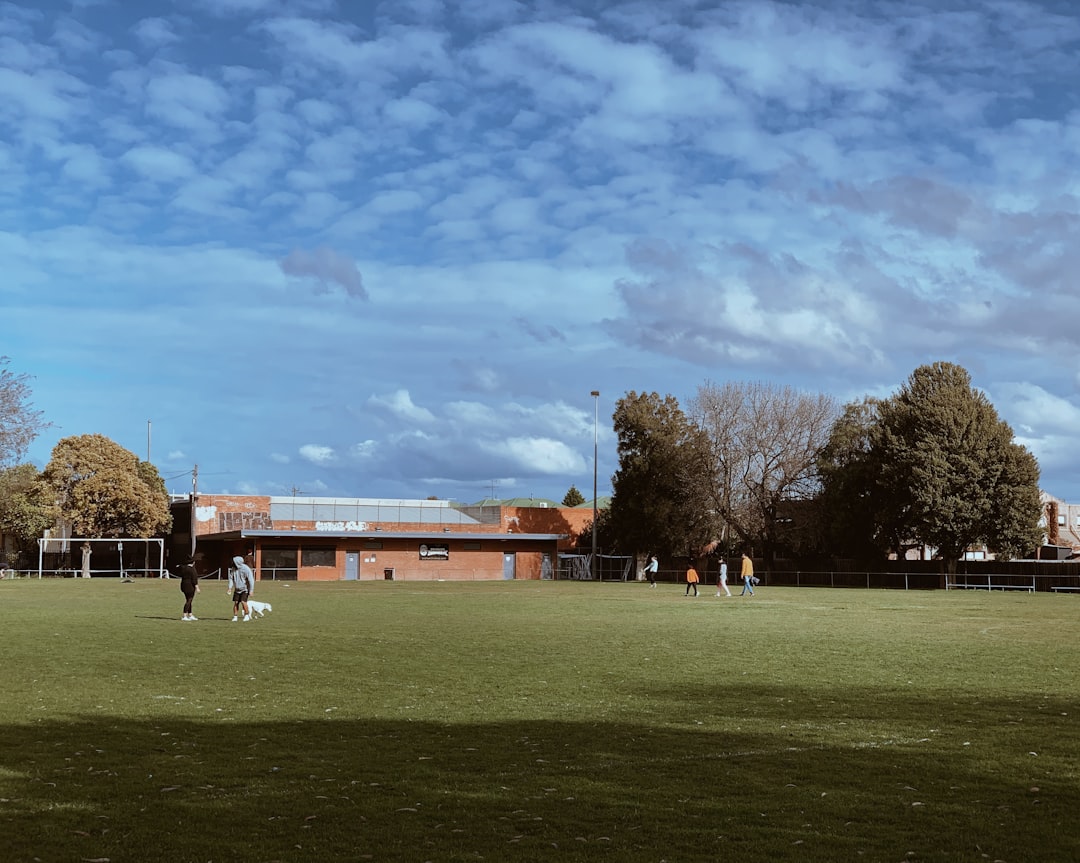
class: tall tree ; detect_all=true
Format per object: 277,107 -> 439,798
816,397 -> 892,559
0,464 -> 58,566
0,358 -> 49,467
43,434 -> 172,538
872,362 -> 1042,569
607,391 -> 713,559
690,380 -> 838,561
561,485 -> 586,507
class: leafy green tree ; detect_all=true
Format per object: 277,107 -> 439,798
43,434 -> 172,538
0,358 -> 49,467
606,391 -> 713,559
983,440 -> 1043,560
816,397 -> 891,559
872,362 -> 1042,570
0,464 -> 58,565
561,485 -> 586,507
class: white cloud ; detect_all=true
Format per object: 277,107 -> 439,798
993,383 -> 1080,435
350,440 -> 377,459
366,189 -> 425,214
121,145 -> 196,182
480,436 -> 587,474
299,444 -> 337,465
145,71 -> 230,134
367,390 -> 436,424
132,17 -> 180,49
384,96 -> 444,128
0,66 -> 82,122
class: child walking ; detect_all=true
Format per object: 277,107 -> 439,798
685,563 -> 700,597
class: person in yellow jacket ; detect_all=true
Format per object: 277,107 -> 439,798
685,563 -> 700,597
740,553 -> 755,596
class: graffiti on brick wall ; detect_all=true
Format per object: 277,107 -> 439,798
315,521 -> 369,531
218,511 -> 273,531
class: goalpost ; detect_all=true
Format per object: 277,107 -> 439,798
36,536 -> 166,579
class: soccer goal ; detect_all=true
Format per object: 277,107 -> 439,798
36,536 -> 166,579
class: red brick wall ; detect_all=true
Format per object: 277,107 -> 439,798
501,506 -> 594,549
250,538 -> 555,582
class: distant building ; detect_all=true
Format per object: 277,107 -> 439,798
1040,491 -> 1080,558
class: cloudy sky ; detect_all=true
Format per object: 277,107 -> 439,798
6,0 -> 1080,504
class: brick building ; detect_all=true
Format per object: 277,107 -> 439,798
171,494 -> 598,582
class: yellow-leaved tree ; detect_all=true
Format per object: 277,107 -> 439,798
43,434 -> 171,539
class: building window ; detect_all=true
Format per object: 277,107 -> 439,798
1058,515 -> 1066,526
262,547 -> 297,581
364,541 -> 383,550
301,547 -> 336,567
463,541 -> 481,550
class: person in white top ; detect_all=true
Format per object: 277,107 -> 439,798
715,557 -> 731,596
643,555 -> 659,588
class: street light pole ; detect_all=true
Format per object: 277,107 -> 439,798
591,390 -> 600,582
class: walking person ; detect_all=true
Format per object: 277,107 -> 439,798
178,558 -> 201,621
644,555 -> 659,588
229,555 -> 256,621
685,562 -> 700,597
715,556 -> 731,597
740,553 -> 755,596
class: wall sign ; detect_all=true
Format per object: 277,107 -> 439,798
419,543 -> 449,560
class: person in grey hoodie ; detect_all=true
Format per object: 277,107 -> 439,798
229,555 -> 255,621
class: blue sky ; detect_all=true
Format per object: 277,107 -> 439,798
6,0 -> 1080,504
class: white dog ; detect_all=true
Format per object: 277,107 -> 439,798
247,599 -> 272,618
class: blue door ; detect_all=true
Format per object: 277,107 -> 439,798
502,553 -> 515,580
344,553 -> 359,580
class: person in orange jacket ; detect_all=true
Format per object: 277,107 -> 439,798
685,562 -> 700,597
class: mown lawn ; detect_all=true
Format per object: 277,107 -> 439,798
1,578 -> 1078,862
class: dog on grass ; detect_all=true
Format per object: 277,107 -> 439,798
247,599 -> 272,618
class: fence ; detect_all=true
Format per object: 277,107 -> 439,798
33,537 -> 166,579
557,553 -> 633,581
765,569 -> 1080,593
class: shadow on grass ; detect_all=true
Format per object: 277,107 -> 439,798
3,694 -> 1078,863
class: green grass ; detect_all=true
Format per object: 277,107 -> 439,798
1,579 -> 1078,862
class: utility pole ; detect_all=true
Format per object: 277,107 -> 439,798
144,419 -> 152,576
190,464 -> 198,559
591,390 -> 600,582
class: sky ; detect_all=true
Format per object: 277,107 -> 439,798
5,0 -> 1080,505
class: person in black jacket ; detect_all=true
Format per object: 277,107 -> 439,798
178,558 -> 201,621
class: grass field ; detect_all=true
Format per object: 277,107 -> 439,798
1,578 -> 1078,862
